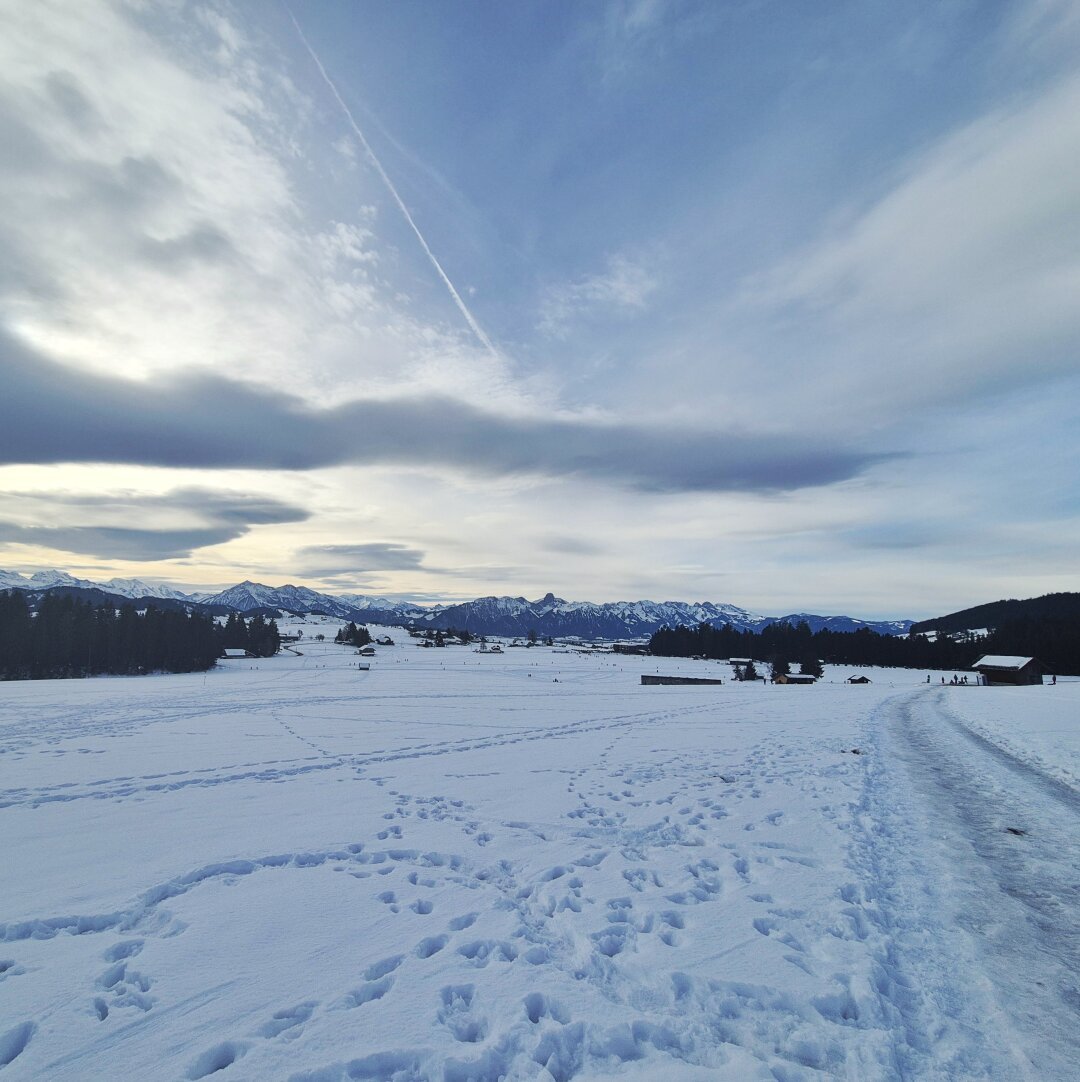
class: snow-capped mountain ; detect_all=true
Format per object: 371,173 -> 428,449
2,570 -> 913,639
197,581 -> 356,617
405,593 -> 911,639
0,569 -> 194,600
100,577 -> 194,601
27,569 -> 99,590
409,592 -> 769,639
197,581 -> 422,622
765,613 -> 914,636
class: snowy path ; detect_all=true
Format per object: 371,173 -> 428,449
849,687 -> 1080,1080
1,642 -> 1076,1080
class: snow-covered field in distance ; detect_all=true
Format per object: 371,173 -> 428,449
1,621 -> 1077,1080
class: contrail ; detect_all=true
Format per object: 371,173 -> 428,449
286,7 -> 499,358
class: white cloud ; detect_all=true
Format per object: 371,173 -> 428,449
0,0 -> 521,409
733,67 -> 1080,424
538,253 -> 658,337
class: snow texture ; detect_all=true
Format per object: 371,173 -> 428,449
0,625 -> 1076,1080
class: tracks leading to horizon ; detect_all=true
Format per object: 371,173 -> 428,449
853,688 -> 1080,1079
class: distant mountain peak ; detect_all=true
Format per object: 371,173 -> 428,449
1,568 -> 914,641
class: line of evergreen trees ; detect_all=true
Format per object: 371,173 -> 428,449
0,592 -> 222,680
221,612 -> 281,658
334,622 -> 372,647
648,617 -> 1080,676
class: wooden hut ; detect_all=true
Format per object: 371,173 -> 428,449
971,656 -> 1045,686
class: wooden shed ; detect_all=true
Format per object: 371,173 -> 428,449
972,656 -> 1045,686
641,675 -> 724,686
773,673 -> 816,685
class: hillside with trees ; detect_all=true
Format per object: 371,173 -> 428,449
910,592 -> 1080,635
649,617 -> 1080,676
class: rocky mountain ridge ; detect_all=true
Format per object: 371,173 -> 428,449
2,570 -> 913,639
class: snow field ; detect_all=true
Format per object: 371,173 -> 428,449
0,634 -> 1075,1079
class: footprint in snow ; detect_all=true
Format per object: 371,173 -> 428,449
0,1021 -> 36,1068
364,954 -> 404,980
437,984 -> 488,1043
415,934 -> 449,958
186,1040 -> 248,1079
338,975 -> 394,1009
257,1001 -> 317,1039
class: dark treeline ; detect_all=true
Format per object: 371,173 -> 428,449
648,617 -> 1080,676
334,621 -> 372,647
221,612 -> 281,658
911,592 -> 1080,636
0,591 -> 222,680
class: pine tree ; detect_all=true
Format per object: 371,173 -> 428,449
769,655 -> 790,681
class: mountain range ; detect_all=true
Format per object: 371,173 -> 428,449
1,569 -> 913,640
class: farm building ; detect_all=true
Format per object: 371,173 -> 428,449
642,675 -> 724,686
846,675 -> 872,684
220,648 -> 253,660
773,673 -> 816,685
972,656 -> 1045,686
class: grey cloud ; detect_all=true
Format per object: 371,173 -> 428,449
0,485 -> 309,560
0,331 -> 889,493
540,536 -> 608,556
0,98 -> 53,177
299,542 -> 426,573
839,521 -> 969,552
44,71 -> 101,131
139,222 -> 237,268
5,487 -> 308,525
0,523 -> 245,561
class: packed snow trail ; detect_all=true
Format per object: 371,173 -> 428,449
852,686 -> 1080,1079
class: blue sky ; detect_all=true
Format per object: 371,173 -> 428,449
0,0 -> 1077,618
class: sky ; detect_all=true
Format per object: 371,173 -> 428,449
0,0 -> 1078,619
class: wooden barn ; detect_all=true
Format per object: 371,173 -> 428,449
642,675 -> 724,686
972,655 -> 1045,686
773,673 -> 816,685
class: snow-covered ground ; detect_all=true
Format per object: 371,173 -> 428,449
1,627 -> 1077,1080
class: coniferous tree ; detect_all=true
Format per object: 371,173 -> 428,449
335,622 -> 371,647
0,591 -> 220,680
769,656 -> 791,681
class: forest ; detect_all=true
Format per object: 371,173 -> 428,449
648,617 -> 1080,676
0,592 -> 278,680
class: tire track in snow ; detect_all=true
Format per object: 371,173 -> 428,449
845,688 -> 1080,1080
